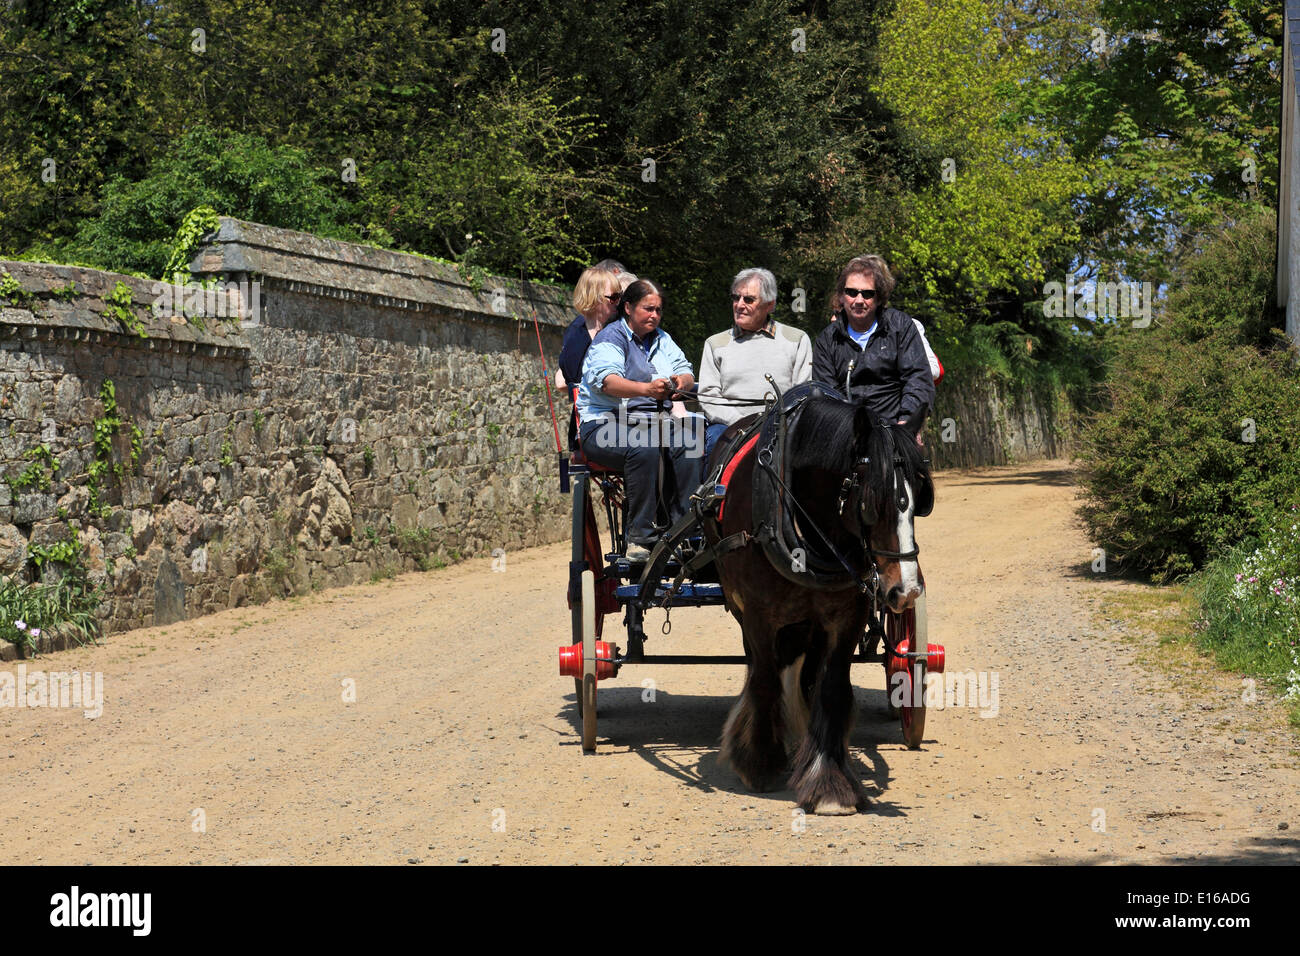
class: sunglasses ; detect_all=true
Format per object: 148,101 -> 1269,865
843,287 -> 877,300
730,294 -> 758,305
604,293 -> 622,302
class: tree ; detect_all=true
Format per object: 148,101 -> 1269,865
1028,0 -> 1282,285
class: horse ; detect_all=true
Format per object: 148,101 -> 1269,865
702,384 -> 932,814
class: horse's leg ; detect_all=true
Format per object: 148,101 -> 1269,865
721,618 -> 788,791
778,621 -> 816,756
789,623 -> 868,815
780,654 -> 806,754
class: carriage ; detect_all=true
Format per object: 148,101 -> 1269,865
555,382 -> 946,778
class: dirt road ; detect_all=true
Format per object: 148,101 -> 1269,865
3,460 -> 1298,865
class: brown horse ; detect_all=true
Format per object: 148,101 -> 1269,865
703,385 -> 930,814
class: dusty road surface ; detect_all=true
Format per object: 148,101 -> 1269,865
3,459 -> 1298,865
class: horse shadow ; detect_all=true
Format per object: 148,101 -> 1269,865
554,683 -> 916,816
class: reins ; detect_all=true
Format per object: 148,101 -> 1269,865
760,403 -> 921,593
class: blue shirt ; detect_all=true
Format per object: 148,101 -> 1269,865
578,318 -> 694,420
846,320 -> 876,350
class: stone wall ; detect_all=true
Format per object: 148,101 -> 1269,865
927,370 -> 1070,469
1,219 -> 572,650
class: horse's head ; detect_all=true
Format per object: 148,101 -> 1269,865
788,396 -> 932,611
840,407 -> 931,613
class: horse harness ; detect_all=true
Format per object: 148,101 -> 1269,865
636,380 -> 931,610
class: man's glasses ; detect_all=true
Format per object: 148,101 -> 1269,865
604,293 -> 622,303
843,287 -> 877,300
730,294 -> 758,305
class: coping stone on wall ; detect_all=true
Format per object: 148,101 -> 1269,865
0,260 -> 250,356
189,218 -> 574,328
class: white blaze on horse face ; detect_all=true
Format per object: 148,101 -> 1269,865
896,481 -> 922,600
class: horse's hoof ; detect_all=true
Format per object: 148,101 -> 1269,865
810,800 -> 858,816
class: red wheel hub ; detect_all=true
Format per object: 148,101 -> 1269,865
887,638 -> 945,676
558,641 -> 618,680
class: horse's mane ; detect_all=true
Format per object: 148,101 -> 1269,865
787,395 -> 929,519
787,395 -> 862,474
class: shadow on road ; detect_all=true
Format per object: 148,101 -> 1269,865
551,683 -> 936,817
1021,834 -> 1300,865
941,466 -> 1078,488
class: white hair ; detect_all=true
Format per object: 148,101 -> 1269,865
731,267 -> 777,304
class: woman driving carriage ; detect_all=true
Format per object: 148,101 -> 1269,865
576,279 -> 704,563
811,254 -> 935,441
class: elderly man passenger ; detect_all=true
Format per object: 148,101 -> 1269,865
697,267 -> 812,462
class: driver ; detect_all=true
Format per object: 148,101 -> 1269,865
811,254 -> 934,443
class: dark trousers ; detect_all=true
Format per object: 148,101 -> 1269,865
579,414 -> 705,545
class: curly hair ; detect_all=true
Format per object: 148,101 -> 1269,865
832,255 -> 896,312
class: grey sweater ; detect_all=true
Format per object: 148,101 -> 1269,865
697,319 -> 813,425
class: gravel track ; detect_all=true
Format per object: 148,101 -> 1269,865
3,459 -> 1298,865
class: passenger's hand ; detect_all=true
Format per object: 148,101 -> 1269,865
646,378 -> 673,400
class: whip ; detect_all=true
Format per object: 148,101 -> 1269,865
530,306 -> 568,491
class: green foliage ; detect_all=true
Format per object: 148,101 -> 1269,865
395,526 -> 432,555
359,75 -> 632,278
1022,0 -> 1281,285
1160,207 -> 1283,349
51,280 -> 78,301
1077,213 -> 1299,580
0,563 -> 104,654
262,543 -> 297,586
0,271 -> 33,307
1191,503 -> 1300,725
162,205 -> 221,284
103,280 -> 145,337
87,378 -> 139,518
28,525 -> 83,569
6,444 -> 60,494
0,0 -> 1278,409
63,127 -> 363,277
873,0 -> 1086,303
0,0 -> 167,257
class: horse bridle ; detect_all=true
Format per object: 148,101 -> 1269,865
756,377 -> 922,592
837,449 -> 921,563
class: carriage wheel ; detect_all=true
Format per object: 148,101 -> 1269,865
899,594 -> 929,749
580,570 -> 598,753
882,608 -> 900,718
